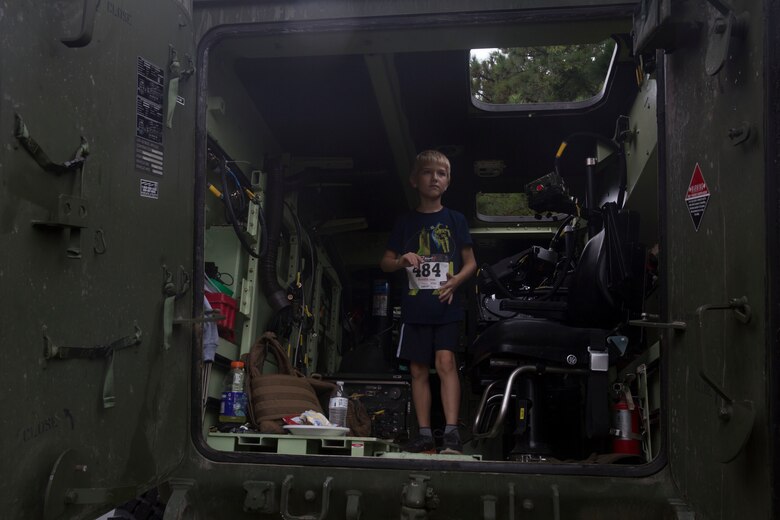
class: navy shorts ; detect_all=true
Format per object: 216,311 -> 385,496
396,322 -> 460,365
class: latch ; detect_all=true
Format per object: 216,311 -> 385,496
280,474 -> 333,520
162,265 -> 218,351
400,474 -> 439,519
632,0 -> 701,55
703,0 -> 748,76
166,45 -> 195,128
244,481 -> 276,514
632,0 -> 747,76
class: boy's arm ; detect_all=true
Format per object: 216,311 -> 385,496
379,250 -> 401,273
438,245 -> 477,303
379,249 -> 423,272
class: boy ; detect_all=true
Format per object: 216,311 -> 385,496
380,150 -> 477,454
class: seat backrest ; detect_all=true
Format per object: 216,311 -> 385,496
566,206 -> 644,328
566,228 -> 620,328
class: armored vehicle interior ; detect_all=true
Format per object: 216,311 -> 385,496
197,7 -> 662,468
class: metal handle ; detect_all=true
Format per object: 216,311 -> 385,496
628,313 -> 687,330
696,296 -> 751,324
62,0 -> 98,48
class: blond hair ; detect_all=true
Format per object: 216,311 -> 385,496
411,150 -> 450,177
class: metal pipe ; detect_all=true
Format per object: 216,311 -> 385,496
585,157 -> 598,237
472,365 -> 587,439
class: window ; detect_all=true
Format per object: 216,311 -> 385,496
476,192 -> 537,222
470,39 -> 616,107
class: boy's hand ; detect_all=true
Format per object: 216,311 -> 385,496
398,252 -> 423,269
438,273 -> 458,304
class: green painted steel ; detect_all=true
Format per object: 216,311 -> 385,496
662,1 -> 771,518
0,2 -> 196,519
1,1 -> 777,519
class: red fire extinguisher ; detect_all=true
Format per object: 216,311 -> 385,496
611,385 -> 642,456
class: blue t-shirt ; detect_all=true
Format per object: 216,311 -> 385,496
386,207 -> 472,324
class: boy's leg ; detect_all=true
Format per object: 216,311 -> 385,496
434,349 -> 460,425
410,361 -> 432,427
435,350 -> 463,453
398,324 -> 436,452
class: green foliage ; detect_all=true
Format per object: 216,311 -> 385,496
470,41 -> 614,104
476,193 -> 534,217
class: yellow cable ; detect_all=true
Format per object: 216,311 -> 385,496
208,184 -> 222,199
555,141 -> 568,158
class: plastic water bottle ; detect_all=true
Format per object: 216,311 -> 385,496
219,361 -> 248,424
328,381 -> 348,428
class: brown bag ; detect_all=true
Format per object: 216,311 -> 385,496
347,398 -> 372,437
246,332 -> 334,431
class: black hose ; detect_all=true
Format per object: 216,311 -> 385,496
256,197 -> 268,258
259,156 -> 291,313
219,161 -> 260,259
284,201 -> 303,276
616,143 -> 628,209
548,215 -> 575,250
540,225 -> 575,301
480,263 -> 514,299
613,115 -> 630,209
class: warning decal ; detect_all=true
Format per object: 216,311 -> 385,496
685,163 -> 710,231
140,179 -> 159,199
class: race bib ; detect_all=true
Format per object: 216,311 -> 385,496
406,260 -> 449,290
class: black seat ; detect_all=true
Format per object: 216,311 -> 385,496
471,228 -> 620,373
469,206 -> 644,460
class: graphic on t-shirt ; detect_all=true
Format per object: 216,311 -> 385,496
419,223 -> 452,255
405,223 -> 454,293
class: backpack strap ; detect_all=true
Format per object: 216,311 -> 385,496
248,331 -> 294,378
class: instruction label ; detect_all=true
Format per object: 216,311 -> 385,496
685,163 -> 710,232
135,56 -> 165,177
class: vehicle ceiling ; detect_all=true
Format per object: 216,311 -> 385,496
213,12 -> 636,260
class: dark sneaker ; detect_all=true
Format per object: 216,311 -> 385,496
403,434 -> 436,453
440,430 -> 462,454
